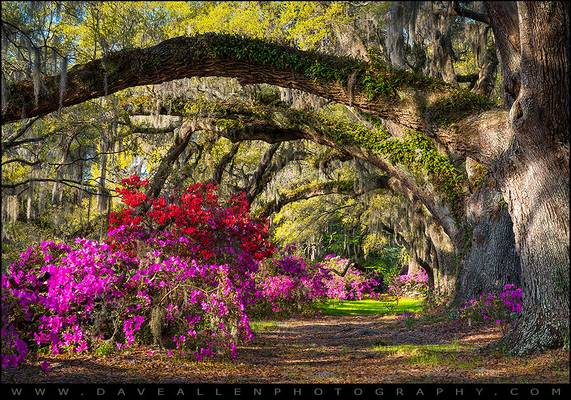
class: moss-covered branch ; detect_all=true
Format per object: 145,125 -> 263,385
3,33 -> 491,138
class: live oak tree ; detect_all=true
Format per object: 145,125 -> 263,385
1,1 -> 569,354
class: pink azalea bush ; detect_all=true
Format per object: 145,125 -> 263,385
387,269 -> 429,298
1,238 -> 254,368
250,253 -> 381,316
250,254 -> 328,315
319,255 -> 380,301
460,284 -> 523,333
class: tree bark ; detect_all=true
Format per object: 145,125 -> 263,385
212,142 -> 241,185
494,2 -> 570,354
454,181 -> 521,305
246,143 -> 281,203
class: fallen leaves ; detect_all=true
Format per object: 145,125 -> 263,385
2,313 -> 568,384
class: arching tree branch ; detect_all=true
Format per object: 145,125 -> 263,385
128,101 -> 462,242
452,1 -> 490,24
257,176 -> 389,217
2,33 -> 509,168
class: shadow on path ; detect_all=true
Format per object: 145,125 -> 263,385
2,314 -> 568,383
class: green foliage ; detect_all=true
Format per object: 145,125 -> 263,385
363,246 -> 407,286
191,33 -> 361,86
359,49 -> 440,100
93,340 -> 115,357
189,2 -> 349,51
316,113 -> 464,203
425,88 -> 496,125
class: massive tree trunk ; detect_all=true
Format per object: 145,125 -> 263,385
454,179 -> 521,305
492,2 -> 570,354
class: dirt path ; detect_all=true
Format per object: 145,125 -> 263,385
2,314 -> 568,384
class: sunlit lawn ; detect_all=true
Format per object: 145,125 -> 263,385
370,341 -> 478,368
249,320 -> 281,333
317,297 -> 423,316
250,298 -> 424,333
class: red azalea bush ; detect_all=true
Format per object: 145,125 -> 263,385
109,176 -> 274,270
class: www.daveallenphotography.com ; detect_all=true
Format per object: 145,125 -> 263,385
1,1 -> 569,399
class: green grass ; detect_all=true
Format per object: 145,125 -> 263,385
370,342 -> 478,368
317,297 -> 423,316
371,342 -> 465,354
249,320 -> 280,333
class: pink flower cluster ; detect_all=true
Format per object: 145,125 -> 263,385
318,256 -> 380,301
387,269 -> 429,298
1,238 -> 256,368
498,284 -> 522,314
461,283 -> 523,329
250,253 -> 380,315
251,254 -> 325,314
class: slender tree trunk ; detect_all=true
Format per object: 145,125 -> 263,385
98,130 -> 109,240
26,169 -> 34,221
87,190 -> 92,225
37,178 -> 45,217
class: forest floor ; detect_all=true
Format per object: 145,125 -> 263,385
2,300 -> 569,384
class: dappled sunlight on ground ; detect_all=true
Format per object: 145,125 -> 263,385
2,300 -> 568,384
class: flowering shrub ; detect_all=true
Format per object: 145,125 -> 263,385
1,176 -> 384,368
109,176 -> 274,270
250,254 -> 330,315
318,255 -> 380,301
387,269 -> 429,298
250,253 -> 380,316
1,177 -> 273,368
460,284 -> 523,333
